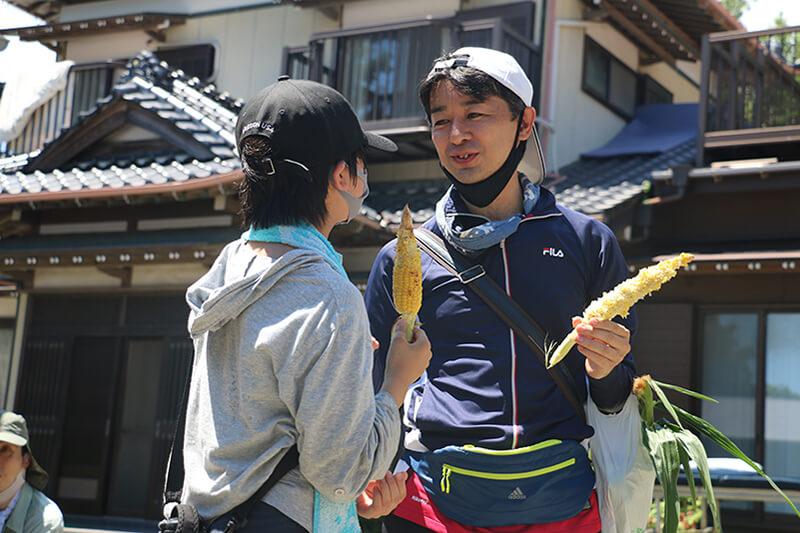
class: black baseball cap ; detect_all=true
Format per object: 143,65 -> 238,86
235,76 -> 397,178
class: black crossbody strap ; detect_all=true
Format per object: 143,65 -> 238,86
414,228 -> 586,424
163,354 -> 193,504
222,445 -> 299,531
163,345 -> 299,529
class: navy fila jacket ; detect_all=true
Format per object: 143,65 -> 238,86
365,186 -> 637,452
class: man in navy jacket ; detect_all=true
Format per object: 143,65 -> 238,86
365,48 -> 636,532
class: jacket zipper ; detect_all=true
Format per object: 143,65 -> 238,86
499,213 -> 564,448
499,239 -> 519,449
521,213 -> 563,222
440,458 -> 576,494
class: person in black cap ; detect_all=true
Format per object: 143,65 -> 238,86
173,77 -> 431,532
0,411 -> 63,532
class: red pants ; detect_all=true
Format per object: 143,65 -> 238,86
391,469 -> 602,533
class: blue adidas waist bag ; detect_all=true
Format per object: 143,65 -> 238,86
407,439 -> 594,527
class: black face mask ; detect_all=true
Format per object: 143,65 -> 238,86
440,138 -> 527,208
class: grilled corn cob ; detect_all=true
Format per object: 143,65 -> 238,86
393,205 -> 422,342
546,253 -> 694,368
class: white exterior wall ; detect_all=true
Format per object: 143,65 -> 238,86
0,298 -> 17,319
168,5 -> 338,100
58,4 -> 336,100
33,267 -> 122,289
676,59 -> 701,85
585,23 -> 638,71
641,62 -> 700,104
64,29 -> 152,63
551,22 -> 626,169
549,0 -> 702,168
59,0 -> 289,21
342,0 -> 459,27
131,264 -> 209,287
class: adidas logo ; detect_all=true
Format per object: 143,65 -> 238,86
507,487 -> 527,500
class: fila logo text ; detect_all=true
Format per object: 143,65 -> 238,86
542,247 -> 564,258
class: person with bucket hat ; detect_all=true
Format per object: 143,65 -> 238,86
364,48 -> 637,531
0,411 -> 63,533
163,78 -> 431,532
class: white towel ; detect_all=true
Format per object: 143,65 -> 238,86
0,59 -> 74,142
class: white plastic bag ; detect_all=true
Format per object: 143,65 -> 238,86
587,393 -> 656,533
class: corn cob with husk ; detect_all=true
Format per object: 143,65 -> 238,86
632,374 -> 800,532
393,205 -> 422,342
546,253 -> 694,368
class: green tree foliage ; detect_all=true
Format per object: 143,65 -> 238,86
719,0 -> 750,20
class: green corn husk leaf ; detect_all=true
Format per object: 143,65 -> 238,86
677,444 -> 697,502
672,404 -> 800,518
638,378 -> 656,428
649,379 -> 684,430
646,426 -> 681,533
652,380 -> 719,404
673,427 -> 721,532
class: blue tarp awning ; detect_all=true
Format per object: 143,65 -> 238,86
581,103 -> 698,159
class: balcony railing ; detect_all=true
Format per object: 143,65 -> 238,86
288,17 -> 541,131
699,25 -> 800,163
2,61 -> 126,157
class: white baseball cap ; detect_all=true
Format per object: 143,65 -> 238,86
429,47 -> 546,184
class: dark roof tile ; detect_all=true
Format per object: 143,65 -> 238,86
138,99 -> 173,111
1,51 -> 242,200
157,110 -> 192,121
554,139 -> 697,214
357,140 -> 697,227
210,146 -> 235,158
174,121 -> 208,133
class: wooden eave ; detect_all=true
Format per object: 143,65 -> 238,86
0,13 -> 186,41
0,169 -> 243,206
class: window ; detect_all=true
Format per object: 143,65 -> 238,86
284,46 -> 310,80
583,38 -> 609,98
457,2 -> 540,105
311,23 -> 448,123
639,75 -> 673,105
156,44 -> 216,81
609,60 -> 637,116
457,1 -> 535,42
582,36 -> 638,119
701,310 -> 800,517
764,313 -> 800,515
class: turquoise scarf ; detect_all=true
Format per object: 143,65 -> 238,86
243,224 -> 348,279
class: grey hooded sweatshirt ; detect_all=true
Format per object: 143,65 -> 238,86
182,239 -> 400,530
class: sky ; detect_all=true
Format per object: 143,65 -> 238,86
0,0 -> 798,82
740,0 -> 800,30
0,0 -> 55,83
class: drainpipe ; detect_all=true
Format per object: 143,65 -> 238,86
537,0 -> 558,172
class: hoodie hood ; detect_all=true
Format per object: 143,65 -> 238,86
186,240 -> 330,336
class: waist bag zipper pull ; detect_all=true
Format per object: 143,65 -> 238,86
441,466 -> 452,494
